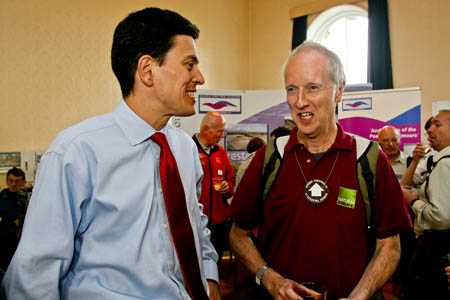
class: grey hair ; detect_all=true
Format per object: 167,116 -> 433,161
282,41 -> 346,88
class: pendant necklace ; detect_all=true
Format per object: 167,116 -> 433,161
293,149 -> 340,204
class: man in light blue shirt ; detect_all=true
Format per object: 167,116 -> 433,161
1,7 -> 220,300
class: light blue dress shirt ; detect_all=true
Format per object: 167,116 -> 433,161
1,100 -> 219,300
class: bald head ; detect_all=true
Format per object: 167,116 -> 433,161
427,110 -> 450,151
200,112 -> 225,130
198,111 -> 226,147
378,125 -> 401,161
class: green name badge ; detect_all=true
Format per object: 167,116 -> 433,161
337,187 -> 357,209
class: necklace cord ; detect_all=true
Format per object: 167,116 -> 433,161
293,148 -> 340,184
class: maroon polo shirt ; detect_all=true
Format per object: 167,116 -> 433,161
231,124 -> 412,299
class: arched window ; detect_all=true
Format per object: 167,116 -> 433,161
308,5 -> 368,85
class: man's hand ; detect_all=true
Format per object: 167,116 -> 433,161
401,188 -> 418,206
411,142 -> 428,162
217,181 -> 230,194
262,269 -> 317,300
207,280 -> 221,300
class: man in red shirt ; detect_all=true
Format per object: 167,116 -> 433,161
193,111 -> 236,269
229,42 -> 412,300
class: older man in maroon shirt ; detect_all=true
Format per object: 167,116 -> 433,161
229,42 -> 412,300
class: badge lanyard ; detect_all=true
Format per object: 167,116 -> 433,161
293,149 -> 340,204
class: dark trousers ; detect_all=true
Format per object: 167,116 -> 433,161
404,230 -> 450,300
0,234 -> 19,281
209,221 -> 230,267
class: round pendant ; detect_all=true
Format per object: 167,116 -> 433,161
304,179 -> 329,204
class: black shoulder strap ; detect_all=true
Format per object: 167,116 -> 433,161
426,155 -> 434,173
407,156 -> 413,167
424,154 -> 450,199
432,155 -> 450,168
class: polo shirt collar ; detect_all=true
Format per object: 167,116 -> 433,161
284,123 -> 353,153
393,151 -> 407,163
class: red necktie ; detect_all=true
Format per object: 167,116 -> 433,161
151,132 -> 209,300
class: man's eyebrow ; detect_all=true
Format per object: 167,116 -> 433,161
184,55 -> 199,63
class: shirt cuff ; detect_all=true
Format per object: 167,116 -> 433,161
203,258 -> 219,284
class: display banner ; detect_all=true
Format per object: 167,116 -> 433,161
175,89 -> 289,164
176,87 -> 421,164
338,87 -> 421,153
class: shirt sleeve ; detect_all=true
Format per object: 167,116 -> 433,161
1,148 -> 87,299
412,157 -> 428,185
413,158 -> 450,231
194,150 -> 219,284
373,150 -> 413,238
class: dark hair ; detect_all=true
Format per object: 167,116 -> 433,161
7,167 -> 25,181
270,126 -> 291,138
111,7 -> 200,97
246,137 -> 265,153
424,116 -> 433,131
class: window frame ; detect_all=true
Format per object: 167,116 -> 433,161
307,5 -> 368,42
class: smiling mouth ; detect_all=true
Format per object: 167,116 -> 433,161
186,91 -> 195,98
299,112 -> 313,120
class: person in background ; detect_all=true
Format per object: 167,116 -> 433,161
400,116 -> 434,188
229,41 -> 412,300
235,137 -> 266,189
1,7 -> 221,300
270,126 -> 291,139
377,125 -> 419,300
0,167 -> 27,280
193,111 -> 235,271
378,125 -> 409,180
402,109 -> 450,300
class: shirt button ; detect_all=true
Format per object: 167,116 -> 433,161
156,154 -> 160,160
163,223 -> 168,230
306,159 -> 311,163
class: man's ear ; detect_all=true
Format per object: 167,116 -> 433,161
334,85 -> 344,104
136,55 -> 154,87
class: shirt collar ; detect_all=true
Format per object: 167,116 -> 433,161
194,133 -> 210,153
193,133 -> 218,154
113,99 -> 167,146
284,123 -> 353,153
434,144 -> 450,160
393,151 -> 407,163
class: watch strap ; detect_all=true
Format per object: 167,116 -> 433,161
255,265 -> 270,285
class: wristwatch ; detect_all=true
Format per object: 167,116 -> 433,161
255,265 -> 270,285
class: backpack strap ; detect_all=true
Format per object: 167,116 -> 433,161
260,135 -> 289,203
426,155 -> 434,173
354,136 -> 379,227
424,154 -> 450,199
260,134 -> 379,229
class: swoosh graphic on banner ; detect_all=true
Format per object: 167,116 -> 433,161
345,101 -> 369,108
203,101 -> 237,109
